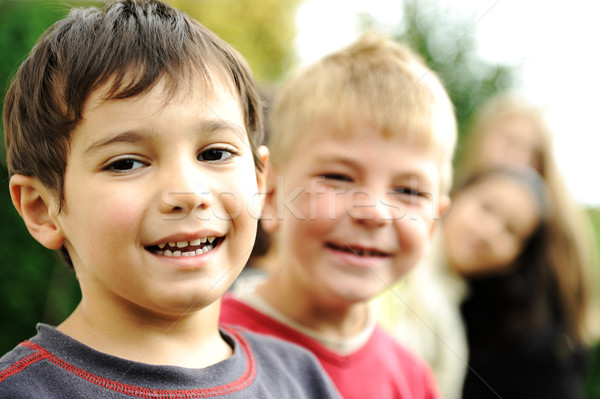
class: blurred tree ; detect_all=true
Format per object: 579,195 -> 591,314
167,0 -> 302,83
359,0 -> 515,159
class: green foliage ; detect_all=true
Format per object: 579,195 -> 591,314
167,0 -> 302,83
359,0 -> 514,152
399,1 -> 514,136
586,341 -> 600,398
586,208 -> 600,398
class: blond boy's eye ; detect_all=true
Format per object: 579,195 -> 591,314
394,187 -> 425,197
322,173 -> 352,182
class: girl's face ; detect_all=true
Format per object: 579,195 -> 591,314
443,175 -> 540,277
479,114 -> 543,173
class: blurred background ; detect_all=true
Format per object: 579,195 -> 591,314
1,0 -> 599,395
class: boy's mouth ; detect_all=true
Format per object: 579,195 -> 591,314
326,242 -> 390,257
146,237 -> 224,257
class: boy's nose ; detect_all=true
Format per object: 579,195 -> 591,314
159,163 -> 213,217
349,190 -> 392,228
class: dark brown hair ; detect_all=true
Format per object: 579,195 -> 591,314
4,0 -> 264,210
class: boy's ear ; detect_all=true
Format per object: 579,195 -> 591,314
256,145 -> 270,198
9,174 -> 65,250
429,194 -> 451,238
259,163 -> 280,234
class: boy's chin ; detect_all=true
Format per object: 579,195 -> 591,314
146,286 -> 229,318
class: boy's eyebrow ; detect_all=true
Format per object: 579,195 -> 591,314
83,120 -> 247,155
314,155 -> 361,170
198,119 -> 247,141
83,131 -> 151,155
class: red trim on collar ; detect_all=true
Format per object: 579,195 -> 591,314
2,326 -> 255,398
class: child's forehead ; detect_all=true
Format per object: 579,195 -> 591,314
72,74 -> 246,154
84,69 -> 239,114
281,118 -> 441,182
299,116 -> 443,160
466,175 -> 533,201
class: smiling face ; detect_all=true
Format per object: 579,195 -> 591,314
49,75 -> 266,317
264,120 -> 447,306
443,175 -> 540,277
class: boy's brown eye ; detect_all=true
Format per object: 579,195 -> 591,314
197,148 -> 234,162
105,158 -> 145,171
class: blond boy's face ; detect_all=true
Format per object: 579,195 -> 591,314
50,76 -> 266,316
267,121 -> 447,305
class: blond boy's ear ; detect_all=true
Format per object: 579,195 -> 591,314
429,194 -> 451,238
256,145 -> 270,202
9,174 -> 65,250
259,163 -> 280,234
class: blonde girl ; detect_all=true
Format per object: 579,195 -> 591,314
456,92 -> 597,347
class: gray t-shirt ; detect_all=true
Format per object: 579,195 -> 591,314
0,323 -> 340,398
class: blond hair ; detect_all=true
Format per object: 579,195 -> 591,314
456,92 -> 597,344
269,33 -> 457,194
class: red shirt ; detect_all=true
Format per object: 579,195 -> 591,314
220,295 -> 441,399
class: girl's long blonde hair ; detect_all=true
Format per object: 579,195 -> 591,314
456,92 -> 597,344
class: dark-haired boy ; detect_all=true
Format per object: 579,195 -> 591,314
0,1 -> 339,397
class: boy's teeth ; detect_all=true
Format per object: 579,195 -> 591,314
153,236 -> 222,257
154,241 -> 218,257
158,237 -> 218,249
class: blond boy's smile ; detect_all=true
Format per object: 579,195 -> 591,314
262,120 -> 445,306
326,242 -> 391,258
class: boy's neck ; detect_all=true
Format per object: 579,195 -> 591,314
57,299 -> 232,368
257,273 -> 370,339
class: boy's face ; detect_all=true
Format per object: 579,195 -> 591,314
443,176 -> 539,277
265,120 -> 447,305
49,76 -> 266,315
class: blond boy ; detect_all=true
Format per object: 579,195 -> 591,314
0,1 -> 340,397
220,33 -> 456,398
